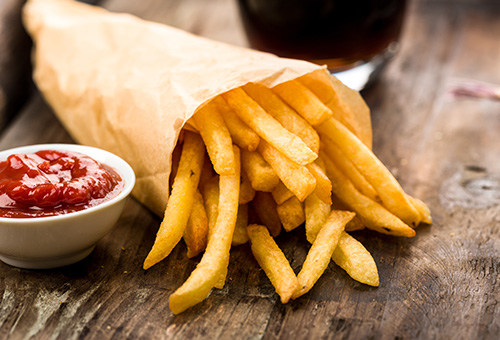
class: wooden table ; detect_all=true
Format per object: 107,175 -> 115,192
1,0 -> 500,338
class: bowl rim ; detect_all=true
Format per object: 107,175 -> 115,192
0,143 -> 136,223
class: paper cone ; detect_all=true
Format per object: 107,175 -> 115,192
23,0 -> 369,216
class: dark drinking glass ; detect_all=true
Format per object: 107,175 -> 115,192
237,0 -> 407,90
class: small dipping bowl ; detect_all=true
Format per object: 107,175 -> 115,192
0,144 -> 135,269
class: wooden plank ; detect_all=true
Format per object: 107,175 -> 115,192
0,0 -> 500,339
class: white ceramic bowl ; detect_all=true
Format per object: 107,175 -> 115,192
0,144 -> 135,269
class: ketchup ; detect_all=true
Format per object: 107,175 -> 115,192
0,150 -> 124,218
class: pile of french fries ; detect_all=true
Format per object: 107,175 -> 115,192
143,73 -> 431,314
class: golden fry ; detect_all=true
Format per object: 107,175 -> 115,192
318,117 -> 420,227
293,210 -> 355,299
214,96 -> 260,152
258,141 -> 316,202
169,146 -> 241,314
247,224 -> 299,303
321,151 -> 415,237
232,204 -> 250,246
222,88 -> 317,166
277,196 -> 305,232
271,181 -> 295,206
406,194 -> 432,224
241,149 -> 279,192
306,162 -> 332,205
201,175 -> 219,241
304,193 -> 331,244
144,131 -> 205,269
193,100 -> 235,175
272,79 -> 333,126
298,72 -> 372,148
184,189 -> 208,258
322,141 -> 379,202
332,232 -> 379,286
243,83 -> 320,154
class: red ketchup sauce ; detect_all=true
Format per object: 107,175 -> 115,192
0,150 -> 124,218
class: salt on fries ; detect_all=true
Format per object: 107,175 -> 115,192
144,74 -> 430,314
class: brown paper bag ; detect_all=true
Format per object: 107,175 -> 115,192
23,0 -> 369,216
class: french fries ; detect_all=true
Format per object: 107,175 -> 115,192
243,83 -> 320,154
222,88 -> 317,166
277,196 -> 305,232
247,224 -> 299,303
271,181 -> 295,205
169,146 -> 241,314
293,210 -> 354,299
258,141 -> 316,202
143,131 -> 205,269
241,149 -> 279,192
304,192 -> 331,243
214,96 -> 260,152
232,204 -> 250,246
144,74 -> 430,313
321,151 -> 415,237
183,189 -> 208,258
332,232 -> 379,287
306,162 -> 333,205
317,117 -> 421,227
273,80 -> 333,126
193,100 -> 235,175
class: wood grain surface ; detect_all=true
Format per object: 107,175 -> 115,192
1,0 -> 500,339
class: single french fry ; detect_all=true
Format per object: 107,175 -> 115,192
332,232 -> 379,287
222,88 -> 317,166
318,117 -> 420,227
271,181 -> 295,205
277,196 -> 305,232
406,194 -> 432,224
184,189 -> 208,258
292,210 -> 355,299
322,141 -> 379,202
144,131 -> 205,269
297,72 -> 372,149
232,204 -> 249,246
321,151 -> 415,237
243,83 -> 320,154
214,96 -> 260,152
272,80 -> 333,126
241,149 -> 279,192
247,224 -> 299,303
193,100 -> 235,175
239,169 -> 256,205
258,141 -> 316,202
201,175 -> 219,241
304,193 -> 331,244
253,191 -> 281,237
169,146 -> 241,314
306,162 -> 332,205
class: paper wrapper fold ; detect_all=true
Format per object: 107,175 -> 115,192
23,0 -> 371,217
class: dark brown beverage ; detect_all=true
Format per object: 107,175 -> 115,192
238,0 -> 407,71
